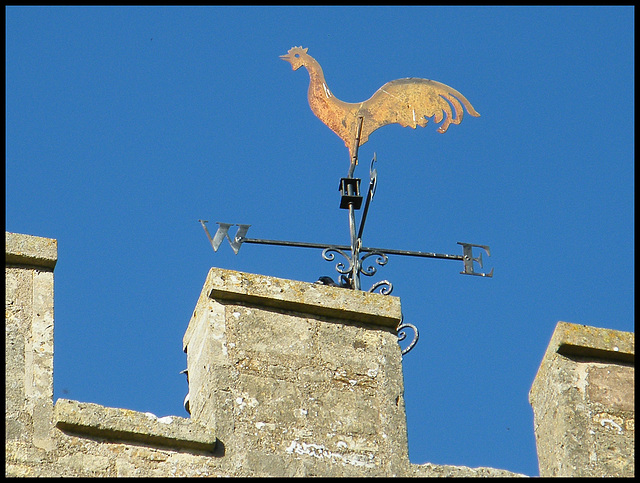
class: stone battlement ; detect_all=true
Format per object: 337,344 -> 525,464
5,232 -> 634,477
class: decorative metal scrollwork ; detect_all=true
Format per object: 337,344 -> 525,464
200,142 -> 490,363
323,246 -> 392,292
360,251 -> 388,277
322,247 -> 353,275
368,280 -> 393,295
397,317 -> 419,356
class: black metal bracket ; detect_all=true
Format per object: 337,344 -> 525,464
339,178 -> 362,209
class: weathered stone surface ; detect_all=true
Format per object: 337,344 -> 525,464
54,398 -> 217,452
410,462 -> 528,477
6,231 -> 57,269
529,321 -> 634,477
5,233 -> 57,453
7,232 -> 634,477
185,266 -> 402,331
587,364 -> 634,412
182,267 -> 409,476
6,433 -> 228,477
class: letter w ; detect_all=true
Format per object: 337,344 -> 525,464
199,220 -> 250,255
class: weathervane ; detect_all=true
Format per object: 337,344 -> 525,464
200,47 -> 491,355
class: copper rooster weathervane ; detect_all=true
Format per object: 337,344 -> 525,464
200,47 -> 492,356
280,46 -> 480,174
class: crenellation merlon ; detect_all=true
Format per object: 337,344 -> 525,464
54,398 -> 217,453
6,231 -> 57,269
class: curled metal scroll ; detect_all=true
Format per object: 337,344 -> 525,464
359,251 -> 388,277
322,247 -> 391,286
397,318 -> 419,355
368,280 -> 393,295
322,247 -> 353,275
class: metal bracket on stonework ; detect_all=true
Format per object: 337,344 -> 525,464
199,153 -> 492,356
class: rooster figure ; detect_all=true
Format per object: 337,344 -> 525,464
280,46 -> 480,168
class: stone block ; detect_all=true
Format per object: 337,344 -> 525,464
6,232 -> 57,269
529,321 -> 634,477
54,398 -> 217,453
182,267 -> 408,476
5,232 -> 57,452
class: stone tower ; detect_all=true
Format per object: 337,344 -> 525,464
181,267 -> 408,476
5,231 -> 633,477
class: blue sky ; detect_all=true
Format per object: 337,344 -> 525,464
5,6 -> 634,476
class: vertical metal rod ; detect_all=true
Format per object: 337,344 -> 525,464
347,117 -> 364,178
346,116 -> 364,289
357,158 -> 376,241
348,203 -> 360,290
